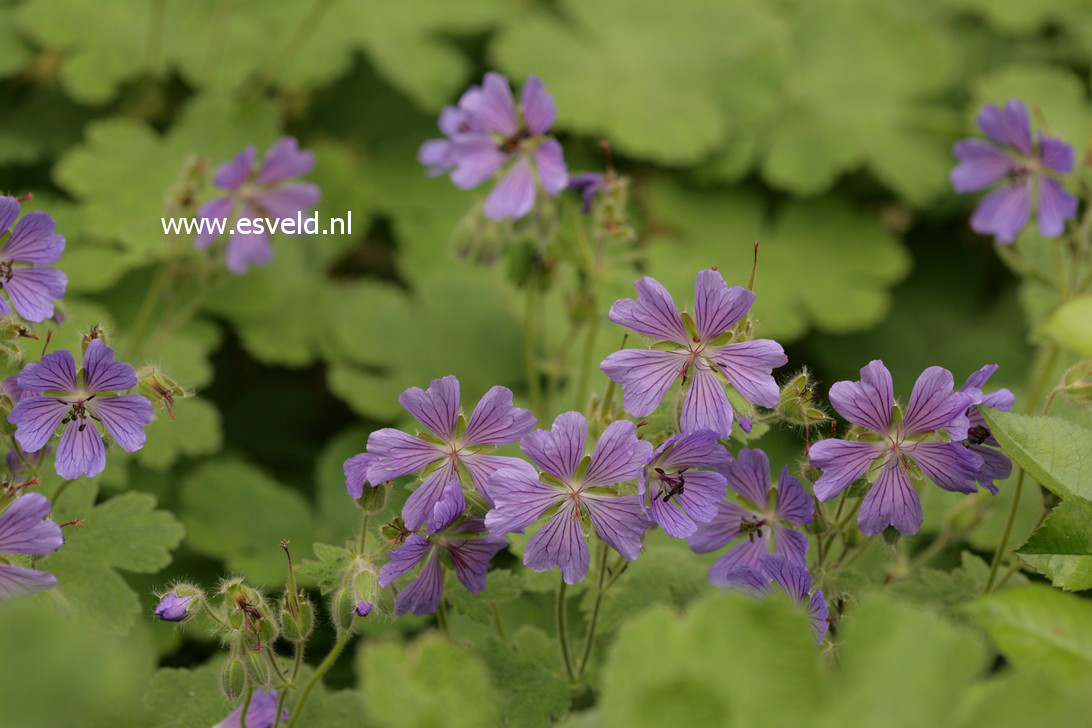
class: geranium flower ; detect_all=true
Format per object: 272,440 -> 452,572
378,480 -> 508,616
360,376 -> 537,531
808,361 -> 980,536
638,429 -> 728,538
420,72 -> 568,220
9,339 -> 154,479
689,448 -> 812,583
951,99 -> 1077,243
485,412 -> 652,584
958,364 -> 1015,494
601,270 -> 787,438
195,138 -> 321,274
0,196 -> 67,322
0,492 -> 64,599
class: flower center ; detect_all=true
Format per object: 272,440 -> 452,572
0,261 -> 12,286
499,129 -> 532,154
61,397 -> 97,432
739,516 -> 767,542
653,466 -> 689,501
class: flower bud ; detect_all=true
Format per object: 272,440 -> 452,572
246,651 -> 271,687
80,324 -> 110,352
280,596 -> 314,643
220,656 -> 247,700
136,366 -> 187,420
153,587 -> 202,622
357,483 -> 387,514
1062,360 -> 1092,406
354,600 -> 373,618
775,369 -> 827,426
330,588 -> 357,635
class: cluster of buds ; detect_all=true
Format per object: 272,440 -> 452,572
220,580 -> 279,699
776,369 -> 828,429
279,541 -> 314,644
0,315 -> 41,361
137,366 -> 188,420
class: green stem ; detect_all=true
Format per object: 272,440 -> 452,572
556,577 -> 574,683
267,650 -> 291,686
984,468 -> 1025,593
125,263 -> 174,360
436,600 -> 451,637
246,0 -> 333,100
490,603 -> 510,646
577,541 -> 609,678
272,687 -> 290,728
524,280 -> 544,417
286,633 -> 350,728
50,480 -> 74,508
906,529 -> 952,573
356,512 -> 370,555
240,685 -> 254,727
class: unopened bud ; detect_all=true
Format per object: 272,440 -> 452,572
354,601 -> 373,617
357,483 -> 387,514
136,366 -> 187,419
80,324 -> 109,352
220,656 -> 247,700
280,597 -> 314,643
331,589 -> 357,635
246,651 -> 271,687
1062,360 -> 1092,406
153,585 -> 203,622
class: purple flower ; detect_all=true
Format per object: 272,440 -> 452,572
959,364 -> 1015,494
354,600 -> 372,617
343,452 -> 372,499
154,591 -> 195,622
485,412 -> 653,584
689,448 -> 813,583
361,376 -> 537,531
638,429 -> 728,538
9,339 -> 154,479
601,270 -> 787,439
420,72 -> 569,220
213,689 -> 288,728
0,196 -> 67,322
719,554 -> 829,643
195,138 -> 321,274
378,480 -> 507,616
0,492 -> 64,600
808,361 -> 981,536
951,99 -> 1077,244
567,173 -> 606,214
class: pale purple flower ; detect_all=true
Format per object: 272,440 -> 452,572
601,270 -> 787,439
354,600 -> 372,617
195,138 -> 321,274
959,364 -> 1015,494
718,554 -> 829,643
154,592 -> 195,622
0,196 -> 67,322
639,429 -> 729,538
0,492 -> 64,600
343,452 -> 372,499
951,99 -> 1077,244
420,72 -> 569,220
485,412 -> 653,584
213,689 -> 288,728
689,448 -> 813,583
567,173 -> 605,213
809,361 -> 981,536
378,480 -> 507,616
361,376 -> 537,531
9,339 -> 154,479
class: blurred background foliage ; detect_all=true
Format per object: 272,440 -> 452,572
3,0 -> 1092,725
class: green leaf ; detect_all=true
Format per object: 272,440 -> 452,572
953,672 -> 1092,728
967,585 -> 1092,681
890,551 -> 1026,611
143,664 -> 231,728
1016,496 -> 1092,591
359,633 -> 498,727
0,4 -> 31,78
982,409 -> 1092,501
645,180 -> 910,342
136,397 -> 223,470
478,627 -> 570,728
180,458 -> 316,585
446,569 -> 525,625
41,491 -> 185,635
1045,296 -> 1092,357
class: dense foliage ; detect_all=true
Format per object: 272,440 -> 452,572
2,1 -> 1092,726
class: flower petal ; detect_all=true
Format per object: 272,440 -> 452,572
394,550 -> 444,616
82,339 -> 138,393
524,502 -> 590,584
450,134 -> 507,189
809,439 -> 884,501
2,210 -> 65,264
343,453 -> 372,499
194,197 -> 233,248
87,394 -> 153,452
9,396 -> 68,452
688,500 -> 754,554
828,359 -> 893,433
4,267 -> 67,322
608,276 -> 689,344
653,429 -> 728,470
55,420 -> 107,479
1037,175 -> 1077,238
977,100 -> 1032,156
759,553 -> 811,603
905,441 -> 983,494
213,146 -> 256,189
460,453 -> 536,506
774,466 -> 813,525
378,535 -> 432,588
534,139 -> 568,196
364,428 -> 442,483
970,444 -> 1011,495
253,183 -> 321,223
858,457 -> 923,536
903,366 -> 974,437
707,535 -> 768,585
950,139 -> 1016,193
225,207 -> 274,274
807,590 -> 830,643
719,447 -> 771,507
464,385 -> 536,446
693,269 -> 754,342
17,349 -> 77,393
1038,133 -> 1075,174
0,493 -> 63,554
773,526 -> 808,565
0,196 -> 19,235
446,534 -> 508,594
584,419 -> 651,488
255,138 -> 314,184
710,339 -> 786,408
583,494 -> 649,558
521,76 -> 556,135
484,466 -> 566,534
427,478 -> 466,534
970,181 -> 1031,244
0,564 -> 57,599
462,72 -> 518,136
402,463 -> 456,532
600,348 -> 684,419
398,375 -> 460,441
680,365 -> 734,439
521,411 -> 587,482
419,138 -> 457,176
485,158 -> 536,220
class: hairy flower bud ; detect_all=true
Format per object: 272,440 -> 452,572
136,366 -> 187,420
220,656 -> 247,700
79,324 -> 110,352
330,588 -> 357,635
246,651 -> 271,687
1062,360 -> 1092,406
153,585 -> 203,622
280,596 -> 314,643
776,369 -> 828,426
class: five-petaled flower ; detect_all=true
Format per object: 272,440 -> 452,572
958,364 -> 1015,494
0,492 -> 64,600
718,553 -> 829,644
195,137 -> 321,274
951,99 -> 1077,244
361,375 -> 537,531
378,480 -> 508,616
601,270 -> 787,439
0,196 -> 67,322
690,448 -> 813,583
638,429 -> 728,538
419,72 -> 568,220
9,339 -> 154,479
485,411 -> 653,584
808,361 -> 981,536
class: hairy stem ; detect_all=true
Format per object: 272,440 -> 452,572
286,633 -> 349,728
240,685 -> 254,727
